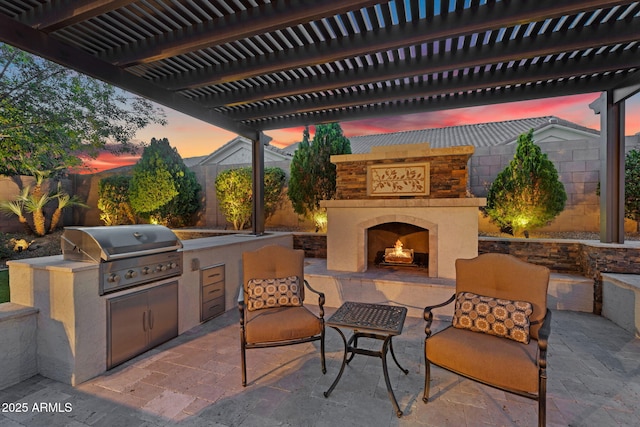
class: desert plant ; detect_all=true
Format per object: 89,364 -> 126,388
0,188 -> 29,231
485,129 -> 567,236
21,189 -> 52,236
0,172 -> 85,236
49,184 -> 87,232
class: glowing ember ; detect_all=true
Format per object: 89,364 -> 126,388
384,239 -> 414,264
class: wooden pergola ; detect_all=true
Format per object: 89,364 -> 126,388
0,0 -> 638,241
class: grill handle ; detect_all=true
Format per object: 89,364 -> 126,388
61,235 -> 100,263
106,246 -> 182,260
142,311 -> 147,332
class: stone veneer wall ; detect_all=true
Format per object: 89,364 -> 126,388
333,146 -> 473,200
477,238 -> 583,274
293,233 -> 640,315
293,233 -> 326,258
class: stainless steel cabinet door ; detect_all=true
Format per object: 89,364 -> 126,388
107,281 -> 178,369
148,281 -> 178,348
107,291 -> 149,368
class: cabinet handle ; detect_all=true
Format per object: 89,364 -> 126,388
143,311 -> 147,331
208,288 -> 221,295
149,309 -> 154,330
208,304 -> 220,311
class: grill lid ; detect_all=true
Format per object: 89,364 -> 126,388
61,225 -> 183,262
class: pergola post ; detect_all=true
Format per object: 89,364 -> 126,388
251,132 -> 266,236
591,92 -> 625,243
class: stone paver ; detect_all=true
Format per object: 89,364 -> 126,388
1,305 -> 639,426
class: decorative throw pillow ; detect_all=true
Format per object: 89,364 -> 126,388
452,292 -> 533,344
246,276 -> 302,311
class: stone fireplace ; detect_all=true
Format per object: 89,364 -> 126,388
322,143 -> 485,279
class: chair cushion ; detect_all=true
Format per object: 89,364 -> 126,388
245,306 -> 322,344
426,326 -> 539,394
452,292 -> 533,344
246,276 -> 302,311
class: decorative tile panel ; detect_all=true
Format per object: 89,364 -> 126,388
368,162 -> 430,196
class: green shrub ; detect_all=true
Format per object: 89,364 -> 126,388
485,129 -> 567,236
624,149 -> 640,231
129,138 -> 201,227
288,123 -> 351,231
0,269 -> 9,304
97,175 -> 136,225
215,166 -> 286,230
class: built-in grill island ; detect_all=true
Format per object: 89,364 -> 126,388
60,225 -> 184,369
61,225 -> 183,295
7,225 -> 292,386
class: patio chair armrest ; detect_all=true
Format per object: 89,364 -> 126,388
304,279 -> 325,319
537,309 -> 552,369
424,294 -> 455,337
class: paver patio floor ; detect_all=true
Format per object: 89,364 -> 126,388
1,304 -> 639,426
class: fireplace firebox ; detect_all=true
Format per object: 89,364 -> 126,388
368,222 -> 428,269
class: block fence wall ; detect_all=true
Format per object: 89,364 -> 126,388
472,138 -> 640,233
2,136 -> 640,233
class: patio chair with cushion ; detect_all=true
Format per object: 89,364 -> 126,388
238,244 -> 326,386
423,253 -> 551,427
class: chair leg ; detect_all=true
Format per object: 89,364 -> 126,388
423,359 -> 431,403
539,372 -> 547,427
320,329 -> 327,374
240,334 -> 247,387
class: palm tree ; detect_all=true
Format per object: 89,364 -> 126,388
21,188 -> 51,236
49,184 -> 87,232
0,188 -> 31,233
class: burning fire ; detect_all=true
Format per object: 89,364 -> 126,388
384,239 -> 414,264
392,239 -> 411,258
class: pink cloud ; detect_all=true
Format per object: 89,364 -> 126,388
265,93 -> 622,148
84,92 -> 640,165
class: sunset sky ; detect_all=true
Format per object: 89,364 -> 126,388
90,92 -> 640,173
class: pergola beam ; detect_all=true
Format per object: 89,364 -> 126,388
106,0 -> 384,67
612,69 -> 640,104
23,0 -> 135,32
201,20 -> 640,109
226,51 -> 639,122
249,73 -> 627,130
161,0 -> 631,91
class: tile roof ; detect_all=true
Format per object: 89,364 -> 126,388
282,116 -> 599,155
346,116 -> 599,153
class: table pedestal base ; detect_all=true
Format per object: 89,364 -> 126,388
324,328 -> 409,417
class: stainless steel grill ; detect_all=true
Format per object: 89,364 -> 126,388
62,225 -> 183,295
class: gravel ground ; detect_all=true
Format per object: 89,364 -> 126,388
1,230 -> 64,269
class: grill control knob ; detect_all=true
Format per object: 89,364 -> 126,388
158,264 -> 167,272
169,262 -> 178,269
141,267 -> 150,275
107,273 -> 120,283
125,270 -> 137,279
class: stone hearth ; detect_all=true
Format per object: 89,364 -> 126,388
322,143 -> 485,279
